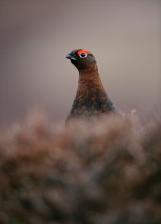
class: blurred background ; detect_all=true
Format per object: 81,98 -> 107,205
0,0 -> 161,126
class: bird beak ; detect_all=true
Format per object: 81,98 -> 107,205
66,54 -> 71,59
66,53 -> 76,60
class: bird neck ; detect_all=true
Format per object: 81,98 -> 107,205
76,65 -> 106,99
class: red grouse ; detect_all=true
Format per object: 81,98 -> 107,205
66,49 -> 115,122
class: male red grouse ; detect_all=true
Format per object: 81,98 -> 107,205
66,49 -> 115,122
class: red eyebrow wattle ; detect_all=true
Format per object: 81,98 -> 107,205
77,49 -> 90,55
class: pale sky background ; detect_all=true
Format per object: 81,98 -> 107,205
0,0 -> 161,125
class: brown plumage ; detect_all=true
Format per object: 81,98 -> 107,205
66,49 -> 115,123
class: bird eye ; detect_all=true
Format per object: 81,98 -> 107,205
79,53 -> 87,58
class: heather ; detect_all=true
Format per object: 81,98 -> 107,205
0,113 -> 161,224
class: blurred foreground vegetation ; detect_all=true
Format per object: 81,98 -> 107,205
0,113 -> 161,224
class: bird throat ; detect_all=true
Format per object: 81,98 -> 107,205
76,65 -> 106,100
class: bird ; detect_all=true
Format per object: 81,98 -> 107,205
66,49 -> 116,123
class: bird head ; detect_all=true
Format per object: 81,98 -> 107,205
66,49 -> 97,71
